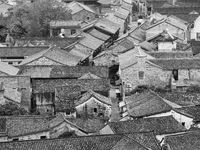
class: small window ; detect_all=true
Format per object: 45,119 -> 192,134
12,138 -> 19,141
87,17 -> 90,20
138,71 -> 144,79
197,33 -> 200,41
8,62 -> 13,65
71,29 -> 76,35
40,136 -> 46,139
182,122 -> 185,127
94,108 -> 97,113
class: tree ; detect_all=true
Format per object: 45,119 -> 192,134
0,102 -> 28,116
8,0 -> 72,37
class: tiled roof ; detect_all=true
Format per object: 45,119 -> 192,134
75,90 -> 111,106
118,46 -> 154,70
147,51 -> 193,59
108,116 -> 186,135
129,27 -> 146,42
50,65 -> 108,78
173,14 -> 199,23
0,133 -> 157,150
147,29 -> 177,42
0,47 -> 47,57
175,0 -> 200,7
126,132 -> 161,150
19,46 -> 82,66
69,46 -> 91,61
0,61 -> 19,75
18,65 -> 108,78
79,33 -> 104,50
155,7 -> 200,15
15,37 -> 79,48
89,28 -> 110,41
112,38 -> 135,56
165,131 -> 200,150
95,18 -> 120,34
173,106 -> 200,122
140,41 -> 157,51
5,116 -> 49,137
32,79 -> 110,93
125,90 -> 172,118
67,1 -> 96,15
67,118 -> 106,133
114,7 -> 130,20
149,58 -> 200,70
157,92 -> 200,107
50,20 -> 81,28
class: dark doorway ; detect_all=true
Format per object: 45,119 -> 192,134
172,69 -> 178,81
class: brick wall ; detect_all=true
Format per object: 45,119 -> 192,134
121,60 -> 171,89
76,97 -> 111,118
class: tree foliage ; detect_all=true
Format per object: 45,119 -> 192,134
8,0 -> 72,37
0,102 -> 28,116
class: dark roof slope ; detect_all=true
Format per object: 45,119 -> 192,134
0,47 -> 48,57
32,79 -> 110,93
125,90 -> 172,118
108,116 -> 186,135
0,133 -> 157,150
149,58 -> 200,70
173,14 -> 199,23
50,66 -> 108,78
147,51 -> 193,59
165,131 -> 200,150
5,116 -> 49,137
155,7 -> 200,15
157,92 -> 200,107
18,65 -> 108,78
15,37 -> 80,48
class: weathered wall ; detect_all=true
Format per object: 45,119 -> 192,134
8,131 -> 50,141
76,97 -> 111,118
0,76 -> 31,110
121,61 -> 171,89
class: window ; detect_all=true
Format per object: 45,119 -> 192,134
40,136 -> 46,139
172,69 -> 178,81
197,33 -> 200,41
8,62 -> 13,65
94,108 -> 97,113
138,71 -> 144,79
12,138 -> 19,141
71,29 -> 76,35
182,122 -> 185,127
87,17 -> 90,20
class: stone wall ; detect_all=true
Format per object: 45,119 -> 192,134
72,10 -> 96,22
27,57 -> 62,66
76,97 -> 111,118
0,76 -> 31,110
121,61 -> 171,89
